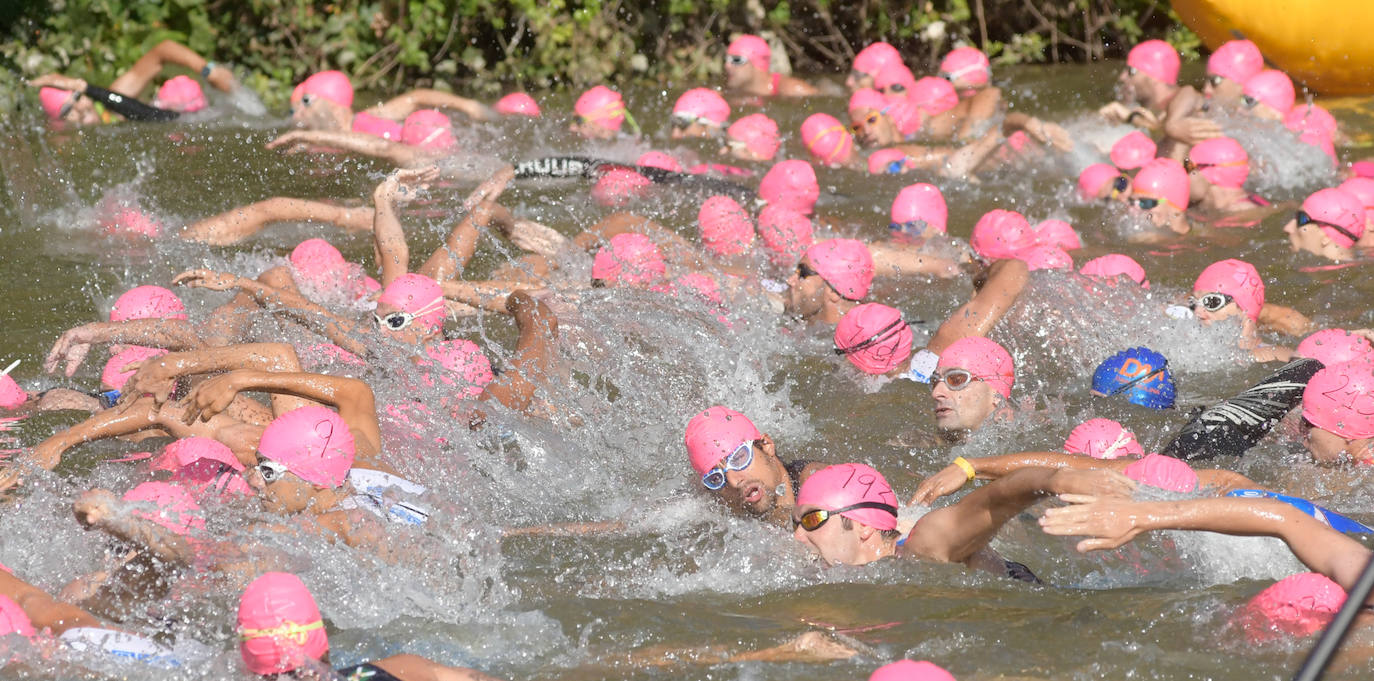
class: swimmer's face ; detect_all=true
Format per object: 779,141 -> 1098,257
1189,289 -> 1245,324
724,55 -> 759,89
791,506 -> 866,566
712,438 -> 785,517
846,69 -> 876,92
291,93 -> 350,131
1131,197 -> 1188,234
669,116 -> 716,140
1116,68 -> 1143,104
570,119 -> 619,140
1246,99 -> 1285,122
1283,218 -> 1330,257
850,109 -> 900,148
721,137 -> 768,162
1302,420 -> 1372,464
371,301 -> 438,345
785,257 -> 830,320
931,370 -> 1000,434
1203,74 -> 1244,103
246,465 -> 317,514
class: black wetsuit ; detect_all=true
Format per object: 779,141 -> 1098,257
783,458 -> 812,498
337,662 -> 403,681
81,84 -> 179,122
1161,357 -> 1323,461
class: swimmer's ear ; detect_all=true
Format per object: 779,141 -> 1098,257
758,433 -> 776,457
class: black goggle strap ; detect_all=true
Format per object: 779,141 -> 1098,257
1108,359 -> 1167,396
834,318 -> 908,355
1296,211 -> 1359,243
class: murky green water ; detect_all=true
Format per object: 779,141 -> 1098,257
2,61 -> 1374,680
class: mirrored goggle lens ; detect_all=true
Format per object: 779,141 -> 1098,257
794,509 -> 830,531
1133,197 -> 1160,210
702,469 -> 727,490
726,55 -> 749,66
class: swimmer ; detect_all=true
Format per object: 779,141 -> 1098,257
1186,259 -> 1299,361
684,406 -> 827,527
669,88 -> 730,139
927,337 -> 1015,440
1089,347 -> 1175,410
722,113 -> 781,162
847,42 -> 903,92
289,69 -> 494,135
1281,188 -> 1368,262
1202,39 -> 1265,104
723,35 -> 819,97
1127,158 -> 1191,236
1298,361 -> 1374,465
570,86 -> 637,139
1184,137 -> 1271,217
939,46 -> 1002,139
846,88 -> 1007,179
1100,40 -> 1181,129
266,108 -> 461,168
178,197 -> 376,246
785,239 -> 875,325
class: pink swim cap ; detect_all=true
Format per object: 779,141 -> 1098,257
1351,161 -> 1374,179
257,406 -> 356,488
350,111 -> 401,140
237,572 -> 329,675
1285,104 -> 1338,140
911,77 -> 959,116
110,285 -> 189,322
154,435 -> 242,474
1121,453 -> 1198,492
868,149 -> 910,175
591,232 -> 667,286
1243,70 -> 1295,115
637,151 -> 684,173
1014,244 -> 1073,271
123,481 -> 206,536
757,205 -> 814,267
673,272 -> 724,305
1338,177 -> 1374,224
0,594 -> 35,637
1303,362 -> 1374,439
1080,254 -> 1150,288
101,345 -> 168,391
684,406 -> 762,476
1035,219 -> 1081,250
970,209 -> 1034,260
591,168 -> 652,207
421,339 -> 494,398
870,659 -> 957,681
39,86 -> 74,120
1296,329 -> 1374,367
727,114 -> 781,160
1207,39 -> 1264,85
673,88 -> 730,127
378,273 -> 446,333
1131,158 -> 1189,211
1110,131 -> 1157,170
697,195 -> 755,256
940,46 -> 992,87
875,63 -> 918,96
1127,40 -> 1181,85
835,303 -> 913,375
936,336 -> 1015,399
801,113 -> 854,166
805,239 -> 875,300
493,92 -> 540,117
1188,137 -> 1249,188
154,75 -> 207,113
0,371 -> 27,410
290,238 -> 349,291
848,88 -> 890,120
1064,418 -> 1145,459
853,42 -> 903,78
727,35 -> 772,71
890,183 -> 948,234
1236,572 -> 1345,643
759,160 -> 820,215
1300,188 -> 1366,248
1078,163 -> 1124,200
796,463 -> 898,531
400,109 -> 455,151
292,70 -> 354,108
574,86 -> 627,131
1193,258 -> 1264,321
100,206 -> 163,238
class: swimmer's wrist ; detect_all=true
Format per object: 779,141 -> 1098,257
201,62 -> 216,79
952,456 -> 976,481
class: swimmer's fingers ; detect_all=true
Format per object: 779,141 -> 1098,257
73,489 -> 118,528
911,465 -> 967,505
118,361 -> 175,409
466,165 -> 515,210
181,374 -> 238,424
173,269 -> 240,292
265,131 -> 305,150
61,342 -> 92,379
0,467 -> 22,497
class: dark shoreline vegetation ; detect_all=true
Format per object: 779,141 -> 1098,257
1,0 -> 1198,106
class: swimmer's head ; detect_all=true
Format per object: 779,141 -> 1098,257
850,42 -> 902,91
154,75 -> 207,113
1234,572 -> 1344,644
1285,104 -> 1338,142
1121,453 -> 1198,492
875,62 -> 918,99
890,183 -> 948,238
1130,158 -> 1189,233
99,206 -> 163,239
970,209 -> 1034,260
123,481 -> 206,536
685,406 -> 786,516
493,92 -> 541,117
758,160 -> 820,215
376,273 -> 446,340
697,195 -> 755,257
1034,220 -> 1081,250
591,232 -> 667,287
940,46 -> 992,91
1125,40 -> 1180,86
572,86 -> 627,138
1205,39 -> 1263,101
1012,244 -> 1073,271
110,285 -> 189,322
1337,177 -> 1374,228
159,437 -> 254,500
804,239 -> 875,301
1241,70 -> 1295,120
849,88 -> 900,147
800,113 -> 855,167
1078,163 -> 1130,202
911,77 -> 959,118
672,272 -> 723,306
1091,347 -> 1175,410
1285,188 -> 1365,258
0,595 -> 35,637
0,371 -> 27,410
1296,329 -> 1374,368
793,463 -> 899,566
685,406 -> 762,477
671,88 -> 730,138
726,34 -> 772,72
237,572 -> 329,675
637,151 -> 684,173
590,168 -> 652,207
834,303 -> 913,375
101,345 -> 168,392
39,86 -> 78,121
1079,254 -> 1150,288
1185,137 -> 1249,193
290,238 -> 347,287
290,70 -> 354,130
420,339 -> 494,399
932,337 -> 1014,435
870,659 -> 957,681
1302,362 -> 1374,463
868,149 -> 911,176
254,406 -> 355,494
1109,131 -> 1157,171
724,113 -> 780,161
1192,258 -> 1264,323
400,109 -> 456,151
757,205 -> 814,267
1064,418 -> 1144,459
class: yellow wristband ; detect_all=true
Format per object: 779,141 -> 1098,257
952,456 -> 976,481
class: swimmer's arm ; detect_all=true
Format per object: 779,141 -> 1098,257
926,258 -> 1029,354
0,571 -> 109,635
119,343 -> 303,404
911,452 -> 1113,505
479,291 -> 559,415
109,40 -> 230,96
1258,303 -> 1313,337
372,166 -> 442,286
370,654 -> 507,681
179,272 -> 369,356
74,488 -> 199,565
1195,469 -> 1261,494
958,87 -> 1002,141
370,89 -> 496,121
867,241 -> 962,279
266,130 -> 422,167
418,171 -> 515,283
179,197 -> 375,245
26,395 -> 168,469
45,319 -> 203,377
778,76 -> 820,97
441,280 -> 545,313
1161,88 -> 1222,145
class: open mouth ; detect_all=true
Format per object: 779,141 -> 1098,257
741,481 -> 765,504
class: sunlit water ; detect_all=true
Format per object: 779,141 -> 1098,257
2,61 -> 1374,680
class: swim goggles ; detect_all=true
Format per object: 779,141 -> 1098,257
792,501 -> 898,532
850,107 -> 890,133
1131,195 -> 1182,211
1107,358 -> 1168,397
1188,292 -> 1233,313
725,54 -> 751,67
889,219 -> 930,233
834,317 -> 907,356
931,368 -> 980,391
1296,210 -> 1360,244
941,62 -> 989,83
1109,175 -> 1130,199
1241,94 -> 1260,109
701,440 -> 755,490
1183,157 -> 1247,174
1206,74 -> 1226,88
373,296 -> 445,331
671,112 -> 718,130
796,262 -> 822,280
254,459 -> 289,484
881,82 -> 908,95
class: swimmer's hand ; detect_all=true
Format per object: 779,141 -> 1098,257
116,357 -> 181,411
505,219 -> 569,255
73,488 -> 119,528
1166,116 -> 1223,145
1039,494 -> 1145,552
178,372 -> 242,425
1028,119 -> 1074,152
44,323 -> 100,377
265,130 -> 318,154
28,73 -> 87,92
374,166 -> 441,205
173,269 -> 245,292
911,463 -> 973,505
204,65 -> 236,92
1049,468 -> 1137,499
35,388 -> 102,412
1098,102 -> 1131,123
462,165 -> 516,214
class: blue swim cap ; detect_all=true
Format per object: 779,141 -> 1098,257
1092,347 -> 1175,409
